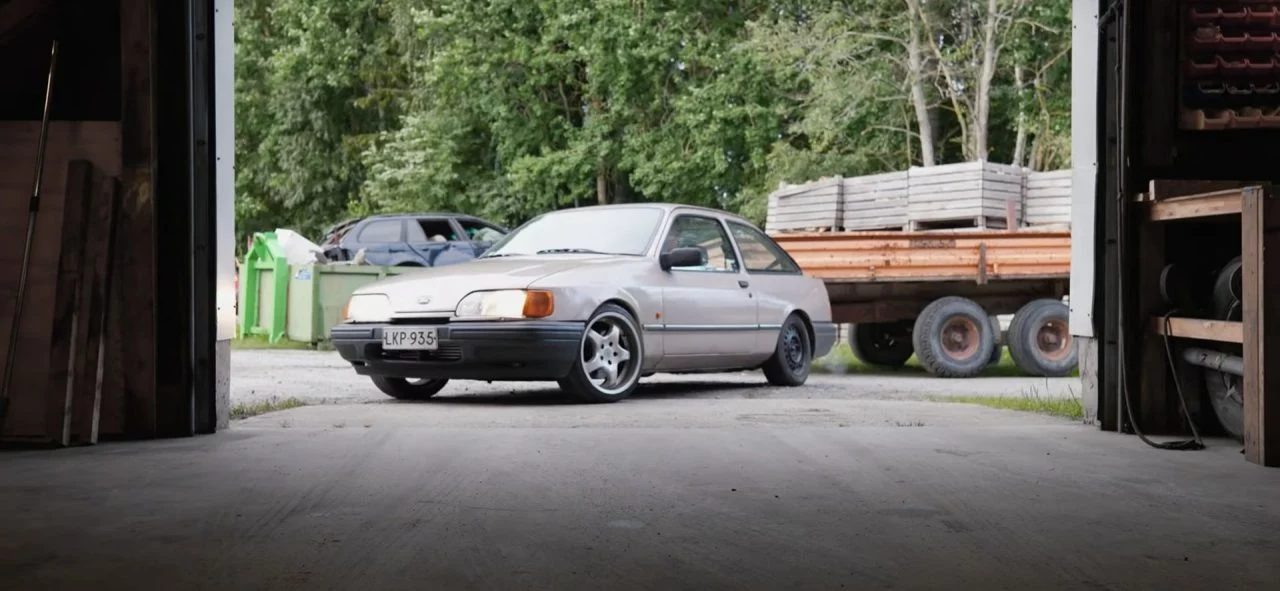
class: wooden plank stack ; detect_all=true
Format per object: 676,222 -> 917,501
842,171 -> 909,231
905,161 -> 1024,230
1024,170 -> 1073,226
766,161 -> 1072,233
0,122 -> 122,445
765,177 -> 843,231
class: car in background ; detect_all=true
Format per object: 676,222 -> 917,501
319,213 -> 509,268
329,203 -> 837,403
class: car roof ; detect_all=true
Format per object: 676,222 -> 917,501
544,202 -> 757,226
363,212 -> 476,220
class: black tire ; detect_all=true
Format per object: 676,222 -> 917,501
850,321 -> 914,368
911,296 -> 996,378
371,376 -> 449,400
558,303 -> 645,403
763,313 -> 813,386
1205,257 -> 1244,439
1007,299 -> 1076,377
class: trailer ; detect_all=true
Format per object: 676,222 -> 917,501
765,163 -> 1076,378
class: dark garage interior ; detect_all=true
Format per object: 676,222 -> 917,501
0,1 -> 1277,589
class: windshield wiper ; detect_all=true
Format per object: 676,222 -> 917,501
535,248 -> 608,255
479,252 -> 518,258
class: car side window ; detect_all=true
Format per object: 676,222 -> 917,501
662,215 -> 740,273
357,220 -> 403,243
410,218 -> 457,243
457,219 -> 508,242
728,221 -> 801,274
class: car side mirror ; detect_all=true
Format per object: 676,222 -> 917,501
660,247 -> 705,271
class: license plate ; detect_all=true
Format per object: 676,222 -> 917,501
382,326 -> 438,351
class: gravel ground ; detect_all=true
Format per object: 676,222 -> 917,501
230,349 -> 1082,408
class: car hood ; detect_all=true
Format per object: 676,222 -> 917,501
357,255 -> 634,315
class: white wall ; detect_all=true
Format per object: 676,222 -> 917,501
1069,0 -> 1099,339
215,0 -> 236,341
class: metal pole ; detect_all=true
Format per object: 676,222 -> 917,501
1,40 -> 58,424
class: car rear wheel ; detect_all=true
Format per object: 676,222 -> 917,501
558,304 -> 644,403
763,314 -> 812,386
371,376 -> 449,400
850,321 -> 914,368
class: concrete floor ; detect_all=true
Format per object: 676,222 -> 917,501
232,349 -> 1083,407
2,395 -> 1277,590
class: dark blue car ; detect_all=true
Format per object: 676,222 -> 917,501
319,213 -> 509,267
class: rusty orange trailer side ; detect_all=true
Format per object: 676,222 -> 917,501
769,229 -> 1074,378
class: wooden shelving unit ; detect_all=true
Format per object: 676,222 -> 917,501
1138,181 -> 1280,466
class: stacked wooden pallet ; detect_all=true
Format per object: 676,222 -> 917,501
766,161 -> 1072,232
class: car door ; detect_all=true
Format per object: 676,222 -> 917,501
406,217 -> 471,267
453,217 -> 509,257
724,220 -> 808,357
350,218 -> 405,266
657,213 -> 758,365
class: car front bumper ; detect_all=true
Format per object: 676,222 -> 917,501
330,320 -> 585,381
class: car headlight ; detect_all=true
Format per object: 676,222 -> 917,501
343,294 -> 392,323
454,289 -> 554,320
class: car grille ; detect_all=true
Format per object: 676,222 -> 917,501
374,342 -> 464,362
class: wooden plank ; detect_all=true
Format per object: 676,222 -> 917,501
1148,180 -> 1261,202
1242,188 -> 1280,467
1150,318 -> 1244,344
45,161 -> 94,445
110,0 -> 158,438
1147,189 -> 1244,222
71,173 -> 121,444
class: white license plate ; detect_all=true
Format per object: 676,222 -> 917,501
382,327 -> 439,351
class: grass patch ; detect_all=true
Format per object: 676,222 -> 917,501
231,336 -> 332,351
812,343 -> 1027,377
229,396 -> 307,420
930,392 -> 1085,421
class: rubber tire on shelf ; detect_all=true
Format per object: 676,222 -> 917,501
911,296 -> 996,378
1205,256 -> 1244,440
763,314 -> 813,387
1006,299 -> 1077,377
558,303 -> 645,403
371,376 -> 449,400
850,321 -> 914,368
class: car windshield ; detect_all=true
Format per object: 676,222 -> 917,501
483,206 -> 665,258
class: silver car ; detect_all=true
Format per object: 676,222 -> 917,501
330,203 -> 837,403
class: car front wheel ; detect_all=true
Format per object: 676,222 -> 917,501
558,304 -> 645,403
371,376 -> 449,400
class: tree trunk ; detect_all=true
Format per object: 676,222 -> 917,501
1012,66 -> 1027,167
906,11 -> 936,166
975,0 -> 1000,161
596,164 -> 609,205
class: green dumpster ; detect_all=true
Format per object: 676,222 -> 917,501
286,264 -> 414,344
238,232 -> 289,342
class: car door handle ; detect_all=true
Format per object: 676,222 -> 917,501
738,280 -> 750,288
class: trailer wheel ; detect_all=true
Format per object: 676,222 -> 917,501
911,296 -> 996,378
850,321 -> 914,368
1007,299 -> 1076,377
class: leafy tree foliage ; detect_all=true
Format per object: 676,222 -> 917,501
235,0 -> 1071,237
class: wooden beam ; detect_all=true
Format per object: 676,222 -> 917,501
1147,189 -> 1244,222
108,0 -> 158,438
1147,180 -> 1261,202
1242,188 -> 1280,467
1150,317 -> 1244,344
